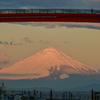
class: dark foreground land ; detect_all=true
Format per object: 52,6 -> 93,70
1,89 -> 100,100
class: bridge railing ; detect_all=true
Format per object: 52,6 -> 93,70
0,9 -> 100,14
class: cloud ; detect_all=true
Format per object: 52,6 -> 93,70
34,22 -> 100,30
64,42 -> 71,44
24,37 -> 34,43
0,61 -> 9,65
51,22 -> 100,30
0,0 -> 100,9
63,22 -> 100,30
23,37 -> 50,44
10,42 -> 13,45
0,40 -> 22,47
0,40 -> 12,45
39,40 -> 50,44
0,73 -> 40,77
44,41 -> 50,44
40,40 -> 43,43
4,41 -> 9,45
0,50 -> 13,65
59,74 -> 69,79
90,0 -> 100,2
0,41 -> 3,44
13,22 -> 100,30
22,37 -> 36,44
0,73 -> 41,80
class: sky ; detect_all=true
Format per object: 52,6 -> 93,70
0,0 -> 100,73
0,0 -> 100,9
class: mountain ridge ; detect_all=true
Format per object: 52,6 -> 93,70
0,47 -> 99,80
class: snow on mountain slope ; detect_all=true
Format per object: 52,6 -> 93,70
0,47 -> 99,79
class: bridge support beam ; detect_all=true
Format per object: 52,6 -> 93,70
0,13 -> 100,23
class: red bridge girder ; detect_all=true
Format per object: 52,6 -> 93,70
0,9 -> 100,23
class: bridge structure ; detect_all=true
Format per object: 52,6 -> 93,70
0,9 -> 100,23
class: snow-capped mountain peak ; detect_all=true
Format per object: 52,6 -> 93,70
0,47 -> 99,80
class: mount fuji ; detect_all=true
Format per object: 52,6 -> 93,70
0,47 -> 99,80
